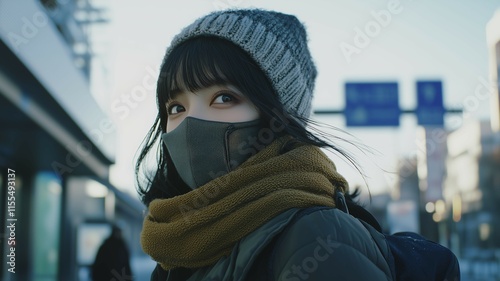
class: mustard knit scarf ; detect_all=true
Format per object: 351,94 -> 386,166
140,137 -> 349,270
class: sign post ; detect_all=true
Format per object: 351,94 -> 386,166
344,82 -> 400,127
416,81 -> 445,126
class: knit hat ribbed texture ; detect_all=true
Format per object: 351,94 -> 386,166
163,9 -> 317,119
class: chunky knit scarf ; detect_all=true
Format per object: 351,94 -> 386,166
141,137 -> 349,270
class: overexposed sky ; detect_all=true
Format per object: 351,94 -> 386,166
90,0 -> 500,198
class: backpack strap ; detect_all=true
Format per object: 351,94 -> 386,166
335,190 -> 383,232
334,190 -> 349,214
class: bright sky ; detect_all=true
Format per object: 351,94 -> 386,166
90,0 -> 500,198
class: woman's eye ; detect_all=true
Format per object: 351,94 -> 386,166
212,93 -> 235,104
168,104 -> 185,115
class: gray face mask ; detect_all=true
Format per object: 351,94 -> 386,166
162,117 -> 264,189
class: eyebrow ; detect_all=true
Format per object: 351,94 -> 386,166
166,89 -> 183,102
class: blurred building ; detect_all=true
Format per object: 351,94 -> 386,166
436,10 -> 500,280
387,10 -> 500,279
389,151 -> 442,242
487,9 -> 500,132
444,120 -> 500,279
0,1 -> 152,280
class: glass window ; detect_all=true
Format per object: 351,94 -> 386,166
32,172 -> 62,281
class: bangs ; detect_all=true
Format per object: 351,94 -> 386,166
158,36 -> 242,104
156,35 -> 281,134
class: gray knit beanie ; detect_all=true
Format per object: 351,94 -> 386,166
163,9 -> 317,119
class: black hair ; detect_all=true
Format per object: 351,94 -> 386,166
135,36 -> 365,206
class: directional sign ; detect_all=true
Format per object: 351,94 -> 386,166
345,82 -> 400,126
416,81 -> 444,126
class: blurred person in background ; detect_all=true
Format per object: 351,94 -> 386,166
91,225 -> 134,281
136,9 -> 459,281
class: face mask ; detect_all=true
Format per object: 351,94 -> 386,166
162,117 -> 264,189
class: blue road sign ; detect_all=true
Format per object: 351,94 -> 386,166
416,81 -> 444,126
345,82 -> 400,126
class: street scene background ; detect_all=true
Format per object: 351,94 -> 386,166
0,0 -> 499,280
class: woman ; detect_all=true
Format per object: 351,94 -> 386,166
137,9 -> 459,281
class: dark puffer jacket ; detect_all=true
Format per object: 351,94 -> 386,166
151,207 -> 394,280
